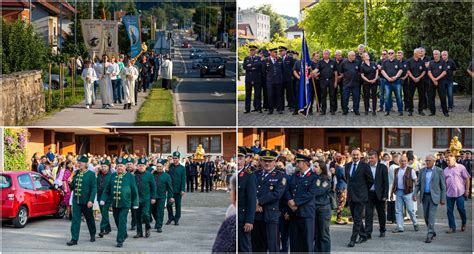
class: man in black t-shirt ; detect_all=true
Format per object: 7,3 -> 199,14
407,48 -> 427,116
340,51 -> 361,115
313,49 -> 338,115
427,50 -> 449,116
441,51 -> 457,111
381,49 -> 403,116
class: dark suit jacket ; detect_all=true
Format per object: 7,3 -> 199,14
371,163 -> 389,200
345,161 -> 374,202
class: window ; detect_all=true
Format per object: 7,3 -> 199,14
187,135 -> 221,154
0,175 -> 11,188
151,135 -> 171,154
385,128 -> 412,148
17,174 -> 34,190
433,128 -> 473,149
32,174 -> 51,190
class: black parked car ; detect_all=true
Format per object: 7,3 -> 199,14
199,56 -> 226,78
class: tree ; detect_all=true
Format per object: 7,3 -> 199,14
255,4 -> 285,39
62,1 -> 90,58
193,6 -> 219,43
402,2 -> 472,94
301,0 -> 409,53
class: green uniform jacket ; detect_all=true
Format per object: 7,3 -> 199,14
101,172 -> 139,208
168,164 -> 186,194
70,170 -> 97,205
134,170 -> 157,203
97,171 -> 113,201
152,171 -> 173,199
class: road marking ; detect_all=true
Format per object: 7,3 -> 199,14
211,92 -> 225,97
174,78 -> 185,126
178,48 -> 188,75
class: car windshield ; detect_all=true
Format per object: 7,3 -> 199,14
202,57 -> 223,64
0,175 -> 11,188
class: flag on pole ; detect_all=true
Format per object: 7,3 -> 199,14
122,15 -> 142,59
298,30 -> 312,116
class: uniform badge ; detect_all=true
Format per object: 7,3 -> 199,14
266,151 -> 271,157
269,185 -> 274,191
331,65 -> 334,68
439,66 -> 442,69
118,158 -> 123,163
395,65 -> 398,69
404,64 -> 407,68
322,181 -> 329,188
355,66 -> 358,70
239,171 -> 244,177
272,172 -> 276,177
316,179 -> 321,186
419,66 -> 423,70
282,177 -> 287,186
372,66 -> 376,70
447,66 -> 451,69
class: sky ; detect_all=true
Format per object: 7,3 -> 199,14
238,0 -> 300,18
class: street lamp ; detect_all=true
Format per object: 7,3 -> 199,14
364,0 -> 367,46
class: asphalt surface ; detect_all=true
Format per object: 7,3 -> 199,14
173,39 -> 236,126
0,191 -> 231,253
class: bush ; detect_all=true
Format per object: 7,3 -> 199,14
4,128 -> 30,171
1,19 -> 51,75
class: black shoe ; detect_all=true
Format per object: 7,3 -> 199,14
98,232 -> 105,238
243,111 -> 250,114
145,229 -> 150,238
166,219 -> 173,225
67,240 -> 78,246
128,103 -> 131,109
398,112 -> 403,116
331,111 -> 336,115
379,232 -> 385,237
425,236 -> 432,243
354,111 -> 360,116
278,111 -> 283,114
130,226 -> 136,231
372,111 -> 376,116
356,236 -> 367,244
365,112 -> 369,116
347,240 -> 355,247
292,112 -> 298,115
443,112 -> 449,117
90,237 -> 95,242
320,111 -> 326,115
419,111 -> 425,116
258,110 -> 263,113
174,221 -> 179,226
432,232 -> 437,239
133,234 -> 143,238
429,112 -> 435,116
366,234 -> 372,239
157,228 -> 163,233
408,112 -> 413,116
251,109 -> 258,112
414,224 -> 420,231
384,112 -> 390,116
342,112 -> 348,115
116,242 -> 123,248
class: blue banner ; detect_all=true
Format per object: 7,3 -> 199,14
298,30 -> 312,115
122,15 -> 141,58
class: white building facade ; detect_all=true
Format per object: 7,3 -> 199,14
238,8 -> 270,41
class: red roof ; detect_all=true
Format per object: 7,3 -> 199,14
1,0 -> 34,9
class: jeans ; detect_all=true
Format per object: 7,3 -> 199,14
379,78 -> 386,110
446,195 -> 467,230
112,79 -> 123,103
385,80 -> 403,113
395,190 -> 417,230
342,85 -> 360,113
447,82 -> 454,109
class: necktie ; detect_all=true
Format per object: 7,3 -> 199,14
351,163 -> 357,177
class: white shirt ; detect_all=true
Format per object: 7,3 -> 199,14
110,62 -> 120,80
370,163 -> 377,191
396,167 -> 417,190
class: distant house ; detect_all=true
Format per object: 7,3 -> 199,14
285,24 -> 303,39
1,0 -> 32,23
238,8 -> 270,42
29,0 -> 76,54
238,23 -> 256,45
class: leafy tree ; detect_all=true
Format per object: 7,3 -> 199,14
402,1 -> 472,94
193,6 -> 219,43
302,0 -> 409,53
255,4 -> 285,39
1,19 -> 50,74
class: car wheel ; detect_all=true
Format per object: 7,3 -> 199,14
54,203 -> 66,218
12,205 -> 28,228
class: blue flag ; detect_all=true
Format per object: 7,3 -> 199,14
122,15 -> 142,58
298,30 -> 312,115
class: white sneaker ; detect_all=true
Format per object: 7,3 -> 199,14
110,104 -> 115,107
86,105 -> 90,109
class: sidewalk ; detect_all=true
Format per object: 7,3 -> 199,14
30,90 -> 150,126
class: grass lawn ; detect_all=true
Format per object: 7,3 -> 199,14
135,79 -> 175,126
44,76 -> 84,113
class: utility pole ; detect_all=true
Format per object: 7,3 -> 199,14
91,0 -> 94,19
364,0 -> 367,46
74,0 -> 77,44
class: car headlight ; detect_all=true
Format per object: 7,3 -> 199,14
204,66 -> 208,69
218,65 -> 224,69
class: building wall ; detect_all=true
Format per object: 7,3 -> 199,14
223,132 -> 236,160
239,10 -> 270,41
90,135 -> 106,155
26,128 -> 44,167
304,128 -> 325,149
382,128 -> 447,159
361,128 -> 381,151
286,31 -> 303,39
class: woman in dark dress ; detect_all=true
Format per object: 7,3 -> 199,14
212,174 -> 236,253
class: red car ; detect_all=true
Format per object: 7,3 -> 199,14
182,41 -> 192,48
1,171 -> 65,228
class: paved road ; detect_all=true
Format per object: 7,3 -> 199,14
30,91 -> 150,127
330,198 -> 473,252
238,96 -> 473,127
0,191 -> 230,252
173,39 -> 236,126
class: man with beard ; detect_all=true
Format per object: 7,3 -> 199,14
152,159 -> 174,233
133,157 -> 156,238
100,157 -> 138,248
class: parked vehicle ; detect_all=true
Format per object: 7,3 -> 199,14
43,74 -> 69,90
1,171 -> 65,228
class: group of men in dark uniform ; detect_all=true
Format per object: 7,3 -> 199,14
243,44 -> 471,117
184,156 -> 218,193
67,152 -> 185,248
237,147 -> 332,253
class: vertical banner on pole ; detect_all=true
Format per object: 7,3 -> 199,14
102,21 -> 120,57
122,15 -> 142,59
81,19 -> 105,57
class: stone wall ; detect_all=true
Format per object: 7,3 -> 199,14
0,70 -> 45,126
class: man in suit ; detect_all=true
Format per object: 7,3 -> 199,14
435,152 -> 448,169
345,149 -> 374,247
243,45 -> 263,113
201,156 -> 214,192
279,46 -> 296,111
365,151 -> 389,239
262,47 -> 284,114
413,154 -> 446,243
237,147 -> 256,252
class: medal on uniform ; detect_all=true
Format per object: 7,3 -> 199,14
322,181 -> 328,188
395,65 -> 398,69
239,171 -> 244,177
439,66 -> 442,69
269,185 -> 274,191
282,177 -> 287,186
316,179 -> 321,186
